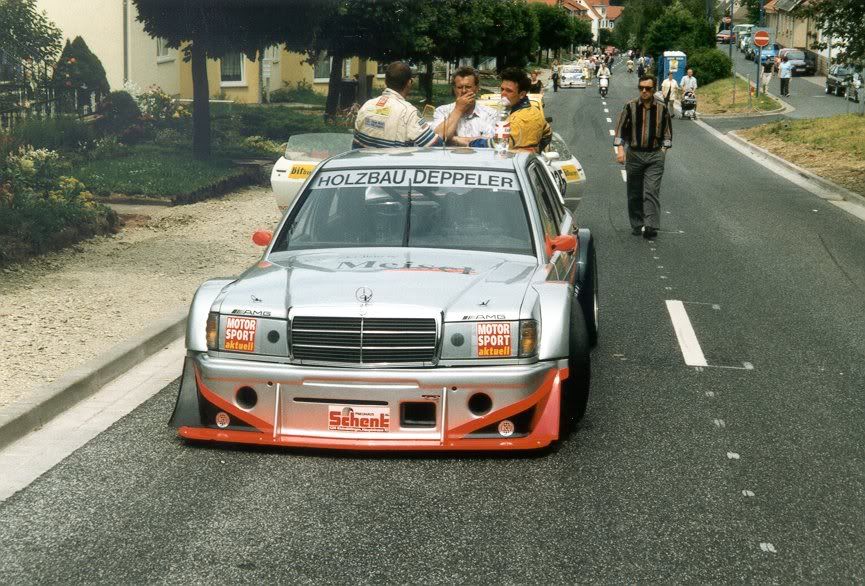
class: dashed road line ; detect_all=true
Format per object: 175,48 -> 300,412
620,169 -> 627,182
606,117 -> 612,123
608,129 -> 615,136
665,299 -> 708,367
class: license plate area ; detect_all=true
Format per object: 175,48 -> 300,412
327,404 -> 391,433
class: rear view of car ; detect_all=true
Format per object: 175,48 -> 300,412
559,65 -> 586,88
778,48 -> 813,76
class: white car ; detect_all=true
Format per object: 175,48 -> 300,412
270,133 -> 354,212
559,65 -> 586,89
544,132 -> 586,207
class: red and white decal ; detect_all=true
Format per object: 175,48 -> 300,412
328,406 -> 390,433
224,316 -> 257,352
376,96 -> 389,107
477,322 -> 512,357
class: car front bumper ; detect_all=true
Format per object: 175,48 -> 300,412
171,353 -> 570,451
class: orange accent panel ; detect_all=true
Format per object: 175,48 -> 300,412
194,368 -> 273,433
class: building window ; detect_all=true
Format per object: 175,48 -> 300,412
343,58 -> 351,78
220,53 -> 246,86
313,53 -> 331,81
156,37 -> 173,63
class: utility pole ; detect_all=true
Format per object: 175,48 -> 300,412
728,0 -> 734,64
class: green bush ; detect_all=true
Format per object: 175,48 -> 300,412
270,80 -> 327,105
233,105 -> 343,140
10,116 -> 96,151
53,36 -> 110,112
97,90 -> 142,134
689,48 -> 732,86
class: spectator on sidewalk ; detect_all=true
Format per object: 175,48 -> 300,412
614,75 -> 673,240
661,71 -> 679,117
762,57 -> 776,94
779,56 -> 793,97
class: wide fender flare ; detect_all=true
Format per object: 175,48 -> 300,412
186,279 -> 234,352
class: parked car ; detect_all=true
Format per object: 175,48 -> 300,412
844,68 -> 863,102
732,23 -> 755,40
172,148 -> 599,451
739,34 -> 752,53
755,44 -> 782,64
825,64 -> 856,96
271,133 -> 354,212
778,48 -> 815,76
716,29 -> 734,44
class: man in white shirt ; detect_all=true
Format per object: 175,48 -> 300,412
433,66 -> 497,145
680,68 -> 698,94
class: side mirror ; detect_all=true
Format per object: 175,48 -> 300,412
545,234 -> 578,257
252,229 -> 273,247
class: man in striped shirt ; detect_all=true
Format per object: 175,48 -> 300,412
614,75 -> 673,239
353,61 -> 465,149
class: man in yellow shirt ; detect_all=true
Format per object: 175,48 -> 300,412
472,68 -> 551,153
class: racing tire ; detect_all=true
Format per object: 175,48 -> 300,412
579,238 -> 599,347
560,296 -> 591,437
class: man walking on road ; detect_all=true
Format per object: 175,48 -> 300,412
779,55 -> 793,97
614,75 -> 673,239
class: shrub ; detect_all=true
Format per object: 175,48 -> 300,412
97,90 -> 142,134
235,105 -> 341,140
53,36 -> 110,112
4,146 -> 72,195
270,80 -> 326,105
689,48 -> 732,86
241,135 -> 284,156
137,86 -> 191,125
10,116 -> 96,152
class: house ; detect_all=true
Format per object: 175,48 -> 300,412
765,0 -> 833,74
605,5 -> 624,30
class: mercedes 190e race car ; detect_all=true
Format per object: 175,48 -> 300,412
171,148 -> 598,451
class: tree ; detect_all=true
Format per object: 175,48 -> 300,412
0,0 -> 61,89
531,3 -> 574,63
53,37 -> 110,112
598,28 -> 614,48
799,0 -> 865,66
133,0 -> 330,159
644,1 -> 713,59
572,17 -> 594,49
476,0 -> 539,72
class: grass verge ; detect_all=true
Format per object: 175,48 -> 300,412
738,114 -> 865,196
697,77 -> 782,115
75,144 -> 260,203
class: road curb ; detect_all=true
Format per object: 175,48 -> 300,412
0,308 -> 187,451
725,130 -> 865,208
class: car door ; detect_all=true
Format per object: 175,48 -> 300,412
527,161 -> 576,284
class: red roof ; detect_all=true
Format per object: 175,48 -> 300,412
606,6 -> 623,20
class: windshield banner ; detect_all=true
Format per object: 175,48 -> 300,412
312,169 -> 518,190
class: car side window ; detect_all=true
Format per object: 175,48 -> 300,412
531,163 -> 567,229
527,165 -> 558,241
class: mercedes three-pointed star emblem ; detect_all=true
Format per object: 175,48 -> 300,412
355,287 -> 373,303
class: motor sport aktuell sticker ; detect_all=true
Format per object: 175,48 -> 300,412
313,169 -> 518,190
224,317 -> 257,352
328,406 -> 390,432
476,322 -> 512,357
288,163 -> 315,180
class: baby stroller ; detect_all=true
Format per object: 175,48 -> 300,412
681,91 -> 697,120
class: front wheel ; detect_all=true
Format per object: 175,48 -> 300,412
560,296 -> 592,438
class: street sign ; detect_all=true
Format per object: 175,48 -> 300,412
753,30 -> 770,48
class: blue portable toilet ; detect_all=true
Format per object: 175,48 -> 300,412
660,51 -> 687,85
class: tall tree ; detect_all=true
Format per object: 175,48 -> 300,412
133,0 -> 329,159
531,3 -> 575,63
644,1 -> 713,59
799,0 -> 865,65
0,0 -> 61,85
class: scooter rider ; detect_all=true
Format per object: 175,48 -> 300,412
597,62 -> 611,96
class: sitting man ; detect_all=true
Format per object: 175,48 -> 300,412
353,61 -> 464,149
432,66 -> 497,145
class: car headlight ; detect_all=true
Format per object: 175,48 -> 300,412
441,319 -> 538,360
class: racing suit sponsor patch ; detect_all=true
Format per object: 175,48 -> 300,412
224,317 -> 257,352
328,406 -> 390,432
476,322 -> 512,357
364,118 -> 386,130
376,96 -> 389,107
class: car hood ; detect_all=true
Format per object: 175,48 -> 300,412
216,249 -> 539,322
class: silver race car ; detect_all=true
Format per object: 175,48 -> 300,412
171,148 -> 598,451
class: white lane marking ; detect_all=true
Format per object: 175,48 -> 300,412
660,275 -> 668,279
705,391 -> 715,397
760,543 -> 778,553
604,108 -> 609,113
664,286 -> 673,291
743,361 -> 754,370
665,300 -> 708,367
713,419 -> 726,428
657,265 -> 664,269
608,129 -> 615,136
620,169 -> 627,182
606,117 -> 612,123
0,338 -> 185,501
712,304 -> 721,310
727,452 -> 741,460
742,489 -> 756,497
602,101 -> 607,105
613,146 -> 618,156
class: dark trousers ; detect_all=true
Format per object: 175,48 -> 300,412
780,77 -> 790,96
553,77 -> 558,92
625,149 -> 666,230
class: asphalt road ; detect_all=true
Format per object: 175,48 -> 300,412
2,70 -> 864,584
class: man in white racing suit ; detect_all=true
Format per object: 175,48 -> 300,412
353,61 -> 464,149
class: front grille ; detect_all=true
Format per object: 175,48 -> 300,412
291,317 -> 437,364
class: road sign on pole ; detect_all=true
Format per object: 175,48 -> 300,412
753,30 -> 770,47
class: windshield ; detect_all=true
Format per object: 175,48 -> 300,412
272,168 -> 533,255
787,50 -> 805,60
284,133 -> 353,160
